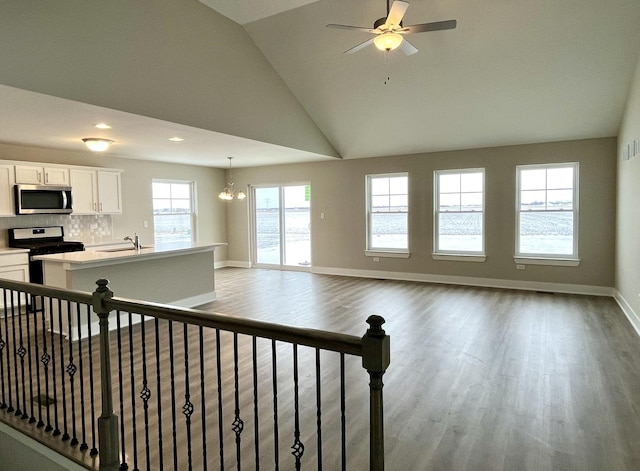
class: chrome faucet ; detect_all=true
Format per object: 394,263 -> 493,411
124,233 -> 141,251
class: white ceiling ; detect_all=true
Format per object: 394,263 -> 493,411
0,85 -> 334,168
0,0 -> 639,168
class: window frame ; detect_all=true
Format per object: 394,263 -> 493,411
365,172 -> 410,258
152,179 -> 197,246
515,162 -> 579,266
433,168 -> 486,262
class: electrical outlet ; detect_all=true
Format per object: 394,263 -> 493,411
516,264 -> 525,270
373,257 -> 380,262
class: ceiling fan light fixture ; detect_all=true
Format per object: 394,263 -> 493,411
82,138 -> 113,152
374,32 -> 403,51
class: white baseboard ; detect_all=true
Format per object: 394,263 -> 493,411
614,290 -> 640,336
218,260 -> 252,268
311,266 -> 614,297
171,291 -> 217,308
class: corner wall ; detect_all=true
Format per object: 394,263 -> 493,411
228,138 -> 617,292
616,51 -> 640,332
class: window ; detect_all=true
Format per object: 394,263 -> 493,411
516,163 -> 578,262
434,169 -> 484,257
366,173 -> 409,254
152,180 -> 196,248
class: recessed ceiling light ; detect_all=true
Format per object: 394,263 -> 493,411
168,136 -> 184,142
94,122 -> 111,129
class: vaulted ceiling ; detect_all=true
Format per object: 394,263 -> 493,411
0,0 -> 638,167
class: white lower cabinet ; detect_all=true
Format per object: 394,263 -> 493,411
0,252 -> 29,309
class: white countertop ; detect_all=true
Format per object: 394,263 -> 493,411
0,247 -> 30,254
33,242 -> 226,269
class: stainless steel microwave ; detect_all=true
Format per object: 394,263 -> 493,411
14,184 -> 73,215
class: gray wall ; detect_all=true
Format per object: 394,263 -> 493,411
0,142 -> 229,261
228,138 -> 617,290
617,50 -> 640,325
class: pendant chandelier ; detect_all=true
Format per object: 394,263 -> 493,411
218,156 -> 246,201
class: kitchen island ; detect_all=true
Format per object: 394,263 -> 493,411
34,242 -> 226,339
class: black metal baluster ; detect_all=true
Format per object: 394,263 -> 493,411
42,298 -> 52,432
116,311 -> 128,469
10,292 -> 20,415
199,326 -> 208,471
168,320 -> 178,470
139,315 -> 151,471
252,336 -> 260,470
24,294 -> 36,424
86,305 -> 98,456
183,323 -> 194,470
215,329 -> 225,471
66,301 -> 79,445
16,293 -> 29,420
315,348 -> 322,470
32,303 -> 44,427
50,299 -> 60,436
127,311 -> 139,471
0,289 -> 8,410
232,333 -> 244,470
154,318 -> 164,471
340,353 -> 346,471
271,340 -> 279,471
291,344 -> 304,470
59,300 -> 70,440
76,303 -> 88,450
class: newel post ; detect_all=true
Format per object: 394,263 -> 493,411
92,279 -> 119,467
362,315 -> 391,471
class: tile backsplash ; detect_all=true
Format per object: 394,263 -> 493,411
0,214 -> 113,247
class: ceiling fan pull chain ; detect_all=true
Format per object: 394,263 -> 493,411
384,51 -> 391,85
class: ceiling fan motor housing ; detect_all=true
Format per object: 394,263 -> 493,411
374,17 -> 402,30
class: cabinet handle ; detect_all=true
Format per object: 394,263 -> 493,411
93,202 -> 97,211
38,172 -> 42,183
100,203 -> 103,212
44,172 -> 48,184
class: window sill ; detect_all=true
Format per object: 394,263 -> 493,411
365,250 -> 411,259
514,257 -> 580,267
432,253 -> 486,263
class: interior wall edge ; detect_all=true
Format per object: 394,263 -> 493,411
614,290 -> 640,338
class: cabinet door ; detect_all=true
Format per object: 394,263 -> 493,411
44,167 -> 69,185
0,264 -> 29,309
15,165 -> 43,184
97,171 -> 122,213
0,165 -> 15,216
70,169 -> 98,214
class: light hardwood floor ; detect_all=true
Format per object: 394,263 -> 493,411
202,268 -> 640,471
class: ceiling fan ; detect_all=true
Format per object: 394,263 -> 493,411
327,0 -> 456,55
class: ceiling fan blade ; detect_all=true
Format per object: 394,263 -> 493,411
344,38 -> 374,54
327,24 -> 377,33
384,0 -> 409,28
400,19 -> 457,34
399,38 -> 418,55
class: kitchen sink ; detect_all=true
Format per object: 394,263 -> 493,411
98,246 -> 150,252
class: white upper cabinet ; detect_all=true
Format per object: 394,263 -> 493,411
15,165 -> 69,186
0,164 -> 15,216
97,170 -> 122,214
70,168 -> 122,215
69,168 -> 98,214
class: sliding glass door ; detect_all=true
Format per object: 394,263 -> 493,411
253,184 -> 311,269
